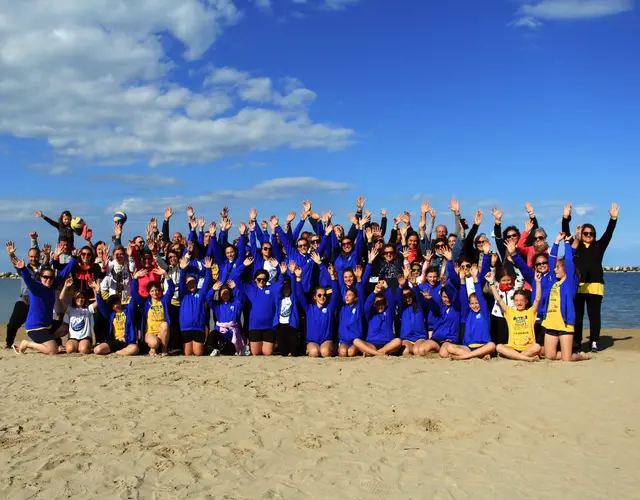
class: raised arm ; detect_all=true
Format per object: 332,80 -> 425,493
531,272 -> 542,315
58,276 -> 74,312
486,271 -> 507,314
491,207 -> 506,259
598,203 -> 619,255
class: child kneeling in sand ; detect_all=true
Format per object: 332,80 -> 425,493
94,290 -> 139,356
540,233 -> 591,362
441,265 -> 496,360
489,271 -> 542,362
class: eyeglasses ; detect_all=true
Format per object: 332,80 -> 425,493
41,275 -> 54,281
255,277 -> 267,283
582,231 -> 594,236
460,264 -> 471,269
411,268 -> 421,273
505,233 -> 518,239
535,261 -> 549,267
80,252 -> 92,257
534,236 -> 545,241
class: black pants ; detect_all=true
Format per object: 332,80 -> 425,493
168,304 -> 182,351
93,308 -> 109,344
276,324 -> 299,356
6,301 -> 29,346
574,293 -> 603,345
491,316 -> 509,346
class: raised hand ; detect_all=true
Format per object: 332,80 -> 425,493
378,279 -> 388,290
269,215 -> 279,227
354,265 -> 363,280
279,261 -> 287,274
286,211 -> 296,224
380,208 -> 387,217
114,222 -> 122,237
220,206 -> 229,219
356,196 -> 365,211
491,207 -> 503,221
328,264 -> 337,280
88,278 -> 100,293
227,280 -> 236,289
491,252 -> 498,267
133,269 -> 148,279
189,218 -> 197,231
64,276 -> 74,289
5,241 -> 16,255
213,281 -> 223,291
401,247 -> 411,259
421,289 -> 432,300
249,208 -> 257,221
534,272 -> 542,282
41,243 -> 51,257
267,257 -> 278,268
164,206 -> 173,221
238,222 -> 247,235
197,216 -> 205,230
485,271 -> 495,285
428,207 -> 436,219
421,200 -> 430,214
248,219 -> 256,232
243,256 -> 254,267
397,272 -> 406,287
260,220 -> 268,232
29,231 -> 38,240
449,198 -> 460,215
505,240 -> 517,256
348,213 -> 358,225
441,246 -> 452,261
524,219 -> 534,233
525,201 -> 534,215
203,256 -> 213,269
424,249 -> 433,263
609,202 -> 620,218
361,212 -> 371,227
368,248 -> 378,263
474,209 -> 483,226
187,240 -> 194,254
34,211 -> 43,218
563,202 -> 572,219
309,251 -> 321,265
288,261 -> 297,274
302,200 -> 311,213
294,266 -> 303,278
209,221 -> 217,235
365,226 -> 373,242
555,232 -> 566,244
186,206 -> 194,219
153,267 -> 167,277
470,264 -> 479,279
575,225 -> 582,241
147,239 -> 156,254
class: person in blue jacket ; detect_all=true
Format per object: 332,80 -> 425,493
10,249 -> 75,355
442,266 -> 496,360
272,215 -> 317,293
418,281 -> 461,357
273,262 -> 300,356
295,258 -> 340,358
131,267 -> 174,357
335,262 -> 371,357
540,232 -> 592,362
207,278 -> 246,355
396,273 -> 430,356
178,255 -> 213,356
94,285 -> 140,356
354,280 -> 403,356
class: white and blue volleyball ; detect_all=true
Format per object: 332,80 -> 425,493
113,211 -> 128,225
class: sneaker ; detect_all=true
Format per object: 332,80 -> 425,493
242,345 -> 251,356
210,349 -> 221,357
591,342 -> 599,353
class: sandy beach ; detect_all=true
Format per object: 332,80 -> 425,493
0,327 -> 639,500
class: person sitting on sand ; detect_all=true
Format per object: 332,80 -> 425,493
417,282 -> 461,357
441,265 -> 496,360
354,280 -> 403,356
94,291 -> 139,356
58,276 -> 97,354
8,244 -> 76,355
295,253 -> 340,358
396,272 -> 430,356
541,231 -> 591,362
489,269 -> 542,362
131,267 -> 174,357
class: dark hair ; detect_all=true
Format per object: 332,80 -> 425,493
39,265 -> 54,275
513,289 -> 531,304
502,225 -> 521,240
532,252 -> 548,265
495,264 -> 515,282
73,290 -> 88,302
58,211 -> 72,226
81,245 -> 95,260
112,245 -> 126,255
447,233 -> 458,240
219,285 -> 233,301
312,286 -> 326,297
345,285 -> 359,298
383,243 -> 396,254
433,237 -> 447,248
582,223 -> 596,239
457,255 -> 471,266
253,269 -> 269,281
425,265 -> 439,275
95,240 -> 106,249
107,294 -> 122,309
142,251 -> 153,261
147,281 -> 162,293
342,267 -> 355,277
59,236 -> 72,244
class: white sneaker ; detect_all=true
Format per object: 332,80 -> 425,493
242,345 -> 251,356
591,342 -> 599,353
210,349 -> 221,357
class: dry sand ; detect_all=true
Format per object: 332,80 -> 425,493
0,327 -> 639,500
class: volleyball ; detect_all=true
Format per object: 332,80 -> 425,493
70,217 -> 85,233
113,211 -> 128,225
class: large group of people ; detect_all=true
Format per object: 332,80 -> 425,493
5,197 -> 619,362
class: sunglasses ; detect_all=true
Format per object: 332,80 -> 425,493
435,244 -> 446,249
534,236 -> 545,241
255,277 -> 267,283
383,251 -> 395,255
41,275 -> 54,280
341,242 -> 353,247
262,247 -> 272,251
582,231 -> 594,236
80,252 -> 92,257
535,261 -> 549,267
411,268 -> 421,273
460,264 -> 471,269
311,239 -> 321,244
316,293 -> 326,298
476,240 -> 487,245
505,233 -> 518,239
403,294 -> 413,299
297,244 -> 308,248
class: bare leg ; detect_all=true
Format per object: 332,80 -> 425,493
65,339 -> 79,354
353,339 -> 380,357
347,345 -> 359,357
184,341 -> 194,356
307,342 -> 320,358
93,343 -> 111,355
78,339 -> 92,354
158,322 -> 170,356
438,342 -> 452,359
338,343 -> 349,357
422,339 -> 441,354
116,344 -> 139,356
445,344 -> 469,358
18,339 -> 58,355
544,334 -> 559,361
496,344 -> 540,362
558,334 -> 591,361
320,340 -> 333,358
192,342 -> 204,356
262,341 -> 274,356
401,340 -> 414,356
250,341 -> 263,356
378,338 -> 402,355
452,342 -> 496,360
145,333 -> 161,356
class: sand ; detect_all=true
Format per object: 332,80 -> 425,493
0,327 -> 639,500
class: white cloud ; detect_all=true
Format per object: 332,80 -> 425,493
0,1 -> 355,167
323,0 -> 361,10
0,199 -> 90,222
94,173 -> 179,186
255,0 -> 272,8
574,204 -> 596,216
28,164 -> 72,176
509,16 -> 544,28
519,0 -> 633,20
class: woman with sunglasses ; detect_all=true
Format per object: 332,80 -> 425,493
273,216 -> 316,294
518,218 -> 549,270
295,255 -> 340,358
133,248 -> 162,300
248,220 -> 280,286
208,222 -> 247,285
242,265 -> 283,356
396,273 -> 431,356
8,245 -> 76,355
333,223 -> 365,289
355,280 -> 402,356
566,203 -> 619,352
178,255 -> 214,356
373,244 -> 403,291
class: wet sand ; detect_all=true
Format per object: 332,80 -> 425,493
0,327 -> 639,499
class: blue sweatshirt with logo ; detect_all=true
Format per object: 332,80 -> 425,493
364,287 -> 396,345
178,268 -> 212,332
295,273 -> 340,344
460,281 -> 492,347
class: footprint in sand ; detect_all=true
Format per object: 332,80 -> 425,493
295,434 -> 323,449
361,479 -> 391,495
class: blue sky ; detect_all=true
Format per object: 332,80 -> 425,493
0,0 -> 638,270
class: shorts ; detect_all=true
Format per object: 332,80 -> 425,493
106,339 -> 128,352
68,336 -> 92,343
27,320 -> 63,344
545,329 -> 572,337
249,329 -> 276,344
182,330 -> 205,344
468,344 -> 485,352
